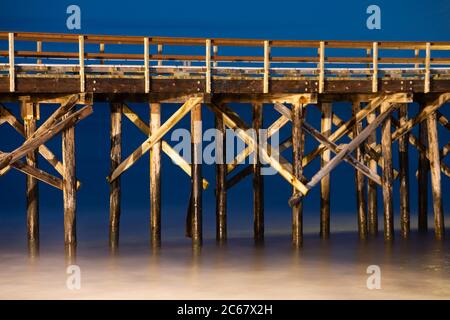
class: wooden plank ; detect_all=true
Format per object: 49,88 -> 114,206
263,40 -> 270,94
289,100 -> 397,207
8,33 -> 14,92
424,42 -> 431,93
191,103 -> 203,248
206,39 -> 212,93
320,103 -> 332,239
215,112 -> 227,243
292,103 -> 305,247
398,104 -> 410,238
366,109 -> 378,236
79,35 -> 85,93
150,103 -> 162,248
144,37 -> 150,93
253,103 -> 264,243
427,111 -> 445,240
109,102 -> 122,252
352,101 -> 368,240
318,41 -> 325,93
0,104 -> 92,171
381,102 -> 394,241
372,42 -> 378,93
108,97 -> 203,182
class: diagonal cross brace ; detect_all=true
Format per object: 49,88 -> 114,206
108,96 -> 203,182
289,102 -> 399,207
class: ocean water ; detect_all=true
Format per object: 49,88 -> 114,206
0,228 -> 449,299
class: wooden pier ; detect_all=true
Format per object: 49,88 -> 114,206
0,32 -> 449,257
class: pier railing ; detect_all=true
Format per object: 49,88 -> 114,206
1,31 -> 450,94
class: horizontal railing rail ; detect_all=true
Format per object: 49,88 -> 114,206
1,31 -> 450,94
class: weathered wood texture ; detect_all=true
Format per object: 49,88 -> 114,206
191,103 -> 203,247
292,103 -> 305,247
109,103 -> 122,251
215,113 -> 227,243
398,104 -> 410,238
253,103 -> 264,243
320,103 -> 331,239
418,105 -> 429,232
381,102 -> 394,241
150,103 -> 162,247
366,110 -> 378,236
426,112 -> 445,240
352,102 -> 368,240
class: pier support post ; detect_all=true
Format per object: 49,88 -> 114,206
353,101 -> 368,240
292,103 -> 305,247
22,102 -> 39,256
366,110 -> 378,236
252,103 -> 264,243
215,113 -> 227,244
398,104 -> 410,238
418,104 -> 429,232
62,108 -> 77,259
150,103 -> 162,248
426,111 -> 445,240
191,103 -> 203,248
320,103 -> 331,239
109,102 -> 122,252
381,102 -> 394,241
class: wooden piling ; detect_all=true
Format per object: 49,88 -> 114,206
398,104 -> 410,238
109,102 -> 122,251
320,103 -> 331,239
292,103 -> 305,247
62,108 -> 77,259
352,101 -> 368,240
215,113 -> 227,244
418,104 -> 429,232
22,102 -> 39,256
252,103 -> 264,243
191,103 -> 203,247
426,111 -> 445,240
366,110 -> 378,236
381,102 -> 394,241
150,103 -> 162,248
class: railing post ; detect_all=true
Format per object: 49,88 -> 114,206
99,43 -> 105,65
318,41 -> 325,94
263,40 -> 270,94
157,44 -> 163,66
213,45 -> 218,67
78,35 -> 85,93
144,37 -> 150,93
8,32 -> 15,92
36,41 -> 42,65
425,42 -> 431,93
372,42 -> 378,93
206,39 -> 211,94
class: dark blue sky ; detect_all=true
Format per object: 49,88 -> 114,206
0,0 -> 449,242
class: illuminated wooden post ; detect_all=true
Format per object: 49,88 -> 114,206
21,101 -> 39,257
292,103 -> 305,247
418,104 -> 429,232
215,113 -> 227,243
426,111 -> 445,240
366,110 -> 378,236
253,103 -> 264,243
398,104 -> 410,238
353,101 -> 368,240
109,102 -> 122,252
381,102 -> 394,241
320,102 -> 331,239
150,103 -> 162,248
191,103 -> 203,248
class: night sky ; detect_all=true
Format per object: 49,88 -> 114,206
0,0 -> 449,244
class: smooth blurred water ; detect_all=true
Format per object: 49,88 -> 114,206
0,227 -> 449,299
